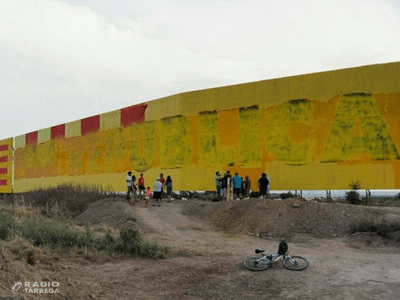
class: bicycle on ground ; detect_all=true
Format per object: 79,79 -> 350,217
243,240 -> 309,271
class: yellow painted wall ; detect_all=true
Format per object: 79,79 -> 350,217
13,62 -> 400,192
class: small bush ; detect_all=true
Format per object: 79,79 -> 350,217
280,192 -> 294,199
20,217 -> 93,248
346,191 -> 361,205
349,220 -> 400,240
346,180 -> 362,205
349,180 -> 361,190
0,211 -> 16,240
109,225 -> 169,259
249,191 -> 260,198
16,184 -> 117,217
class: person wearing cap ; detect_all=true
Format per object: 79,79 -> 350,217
153,178 -> 163,206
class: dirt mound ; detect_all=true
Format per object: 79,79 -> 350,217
75,197 -> 138,227
181,198 -> 400,239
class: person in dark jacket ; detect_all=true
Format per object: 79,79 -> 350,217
258,173 -> 270,199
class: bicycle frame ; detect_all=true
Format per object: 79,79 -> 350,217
255,251 -> 295,267
244,244 -> 309,271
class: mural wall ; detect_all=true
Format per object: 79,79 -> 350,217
0,138 -> 13,193
11,62 -> 400,192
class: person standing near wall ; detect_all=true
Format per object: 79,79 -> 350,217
166,175 -> 173,202
226,170 -> 232,201
233,172 -> 242,200
159,173 -> 165,200
215,171 -> 221,199
258,173 -> 269,199
240,177 -> 245,199
153,178 -> 163,206
244,175 -> 251,199
138,173 -> 145,201
221,173 -> 227,200
266,173 -> 271,199
131,174 -> 137,205
126,171 -> 133,200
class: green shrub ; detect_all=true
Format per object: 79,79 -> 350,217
346,191 -> 361,205
20,217 -> 93,248
16,184 -> 117,217
346,180 -> 362,205
0,211 -> 16,240
109,225 -> 169,259
349,180 -> 361,190
280,192 -> 294,199
349,220 -> 400,240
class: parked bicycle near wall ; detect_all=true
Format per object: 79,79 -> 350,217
243,241 -> 309,271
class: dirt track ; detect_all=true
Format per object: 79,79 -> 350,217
74,200 -> 400,299
3,199 -> 400,299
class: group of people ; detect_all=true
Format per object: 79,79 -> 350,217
126,172 -> 173,207
126,170 -> 270,205
215,171 -> 270,201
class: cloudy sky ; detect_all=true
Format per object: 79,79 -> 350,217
1,0 -> 400,140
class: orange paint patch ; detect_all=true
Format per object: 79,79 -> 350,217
288,122 -> 313,143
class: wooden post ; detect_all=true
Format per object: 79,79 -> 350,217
365,189 -> 371,205
326,190 -> 332,202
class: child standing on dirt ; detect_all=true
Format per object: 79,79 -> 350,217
145,186 -> 151,207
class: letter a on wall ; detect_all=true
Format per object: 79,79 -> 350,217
322,94 -> 399,162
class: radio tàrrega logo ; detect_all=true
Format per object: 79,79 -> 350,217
11,281 -> 60,295
11,282 -> 22,294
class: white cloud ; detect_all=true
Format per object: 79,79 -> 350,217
0,0 -> 399,139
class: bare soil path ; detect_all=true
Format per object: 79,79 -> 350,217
3,199 -> 400,300
79,200 -> 400,299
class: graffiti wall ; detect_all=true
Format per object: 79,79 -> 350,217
12,62 -> 400,192
0,138 -> 13,193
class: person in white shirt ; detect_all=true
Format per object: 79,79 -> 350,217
126,171 -> 132,199
153,178 -> 163,206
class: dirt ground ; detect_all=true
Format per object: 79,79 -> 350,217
2,198 -> 400,300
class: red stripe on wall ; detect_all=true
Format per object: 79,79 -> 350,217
0,179 -> 7,186
81,115 -> 100,136
26,131 -> 38,145
0,144 -> 8,151
0,156 -> 7,163
121,104 -> 147,127
51,124 -> 66,140
0,168 -> 7,174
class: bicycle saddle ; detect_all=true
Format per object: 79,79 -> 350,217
255,249 -> 265,254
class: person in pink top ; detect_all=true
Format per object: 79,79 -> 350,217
144,186 -> 151,208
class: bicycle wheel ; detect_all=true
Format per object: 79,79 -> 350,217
283,256 -> 309,271
243,257 -> 269,271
